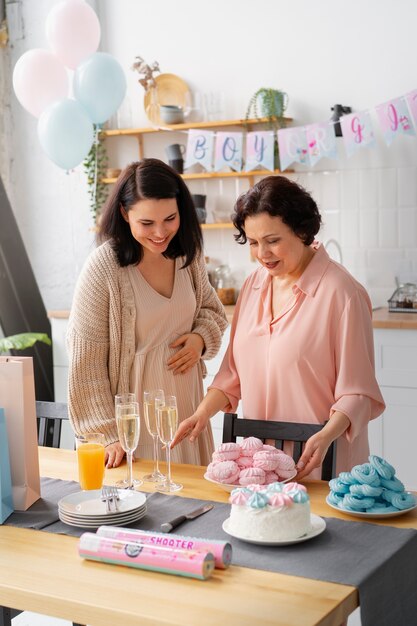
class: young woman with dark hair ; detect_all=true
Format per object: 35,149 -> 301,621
67,159 -> 228,468
172,175 -> 385,480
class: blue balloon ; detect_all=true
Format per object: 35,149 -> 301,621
73,52 -> 127,124
38,99 -> 94,170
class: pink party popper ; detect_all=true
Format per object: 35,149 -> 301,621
78,533 -> 215,580
96,525 -> 232,569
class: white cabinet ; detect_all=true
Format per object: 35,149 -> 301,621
373,328 -> 417,490
49,316 -> 69,402
49,315 -> 74,449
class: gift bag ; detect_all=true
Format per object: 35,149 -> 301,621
0,408 -> 14,522
0,356 -> 41,510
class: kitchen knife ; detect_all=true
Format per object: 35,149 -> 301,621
160,503 -> 214,533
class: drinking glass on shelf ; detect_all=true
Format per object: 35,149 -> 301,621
115,400 -> 142,489
143,389 -> 165,483
156,394 -> 182,492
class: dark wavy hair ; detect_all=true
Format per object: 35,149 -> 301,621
233,176 -> 322,246
98,158 -> 202,267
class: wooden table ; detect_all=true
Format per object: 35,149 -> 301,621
1,448 -> 416,626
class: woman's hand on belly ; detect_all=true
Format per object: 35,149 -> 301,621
167,332 -> 204,374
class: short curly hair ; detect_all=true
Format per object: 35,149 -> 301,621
233,176 -> 322,246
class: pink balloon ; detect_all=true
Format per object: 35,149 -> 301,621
46,0 -> 101,70
12,48 -> 69,117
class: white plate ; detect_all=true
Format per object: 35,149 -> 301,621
204,470 -> 297,493
59,509 -> 147,529
58,504 -> 147,524
58,489 -> 147,516
222,514 -> 326,546
326,496 -> 417,519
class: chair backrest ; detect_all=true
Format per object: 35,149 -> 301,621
36,400 -> 69,448
222,413 -> 336,481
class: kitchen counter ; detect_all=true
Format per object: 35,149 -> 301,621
49,306 -> 417,329
372,306 -> 417,329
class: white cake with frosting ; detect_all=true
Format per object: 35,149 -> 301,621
228,482 -> 311,541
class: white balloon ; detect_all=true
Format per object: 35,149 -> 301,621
45,0 -> 101,70
12,48 -> 69,117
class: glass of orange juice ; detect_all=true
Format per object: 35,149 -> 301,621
75,432 -> 105,490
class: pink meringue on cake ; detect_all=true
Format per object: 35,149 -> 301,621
239,466 -> 266,485
206,460 -> 240,484
240,437 -> 264,457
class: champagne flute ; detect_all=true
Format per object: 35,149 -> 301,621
156,394 -> 182,492
115,401 -> 142,489
143,389 -> 165,483
115,392 -> 136,407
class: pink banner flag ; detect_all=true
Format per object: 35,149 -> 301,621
341,110 -> 375,158
375,97 -> 415,146
277,127 -> 309,171
405,89 -> 417,128
305,122 -> 337,166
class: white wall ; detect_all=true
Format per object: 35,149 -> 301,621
1,0 -> 417,309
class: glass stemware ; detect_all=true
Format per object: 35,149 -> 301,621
115,400 -> 142,489
142,389 -> 166,483
156,394 -> 182,492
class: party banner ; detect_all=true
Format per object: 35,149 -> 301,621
405,89 -> 417,128
306,122 -> 337,166
277,127 -> 309,171
245,131 -> 274,171
214,131 -> 243,172
185,129 -> 214,171
341,110 -> 376,158
375,97 -> 415,146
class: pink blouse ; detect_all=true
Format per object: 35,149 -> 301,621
210,242 -> 385,477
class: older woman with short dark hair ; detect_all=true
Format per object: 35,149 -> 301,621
172,175 -> 385,479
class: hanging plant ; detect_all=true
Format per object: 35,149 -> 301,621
83,124 -> 109,223
245,88 -> 289,170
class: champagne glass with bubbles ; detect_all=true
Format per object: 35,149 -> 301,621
143,389 -> 166,483
115,400 -> 142,489
156,394 -> 182,492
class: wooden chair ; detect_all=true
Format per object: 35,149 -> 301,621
36,399 -> 70,448
222,412 -> 336,481
0,402 -> 84,626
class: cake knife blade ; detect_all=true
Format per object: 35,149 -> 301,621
160,503 -> 214,533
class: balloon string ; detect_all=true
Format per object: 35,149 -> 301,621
93,125 -> 99,210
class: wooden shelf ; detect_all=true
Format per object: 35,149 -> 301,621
100,116 -> 292,137
102,168 -> 288,185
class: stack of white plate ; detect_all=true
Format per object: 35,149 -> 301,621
58,488 -> 147,528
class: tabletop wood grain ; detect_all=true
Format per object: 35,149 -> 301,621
1,448 -> 415,626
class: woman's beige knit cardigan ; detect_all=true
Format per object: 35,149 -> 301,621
66,240 -> 228,445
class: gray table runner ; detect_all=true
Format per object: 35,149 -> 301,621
5,477 -> 417,626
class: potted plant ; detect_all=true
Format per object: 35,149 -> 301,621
83,125 -> 109,223
246,87 -> 288,125
0,333 -> 51,354
245,87 -> 289,169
